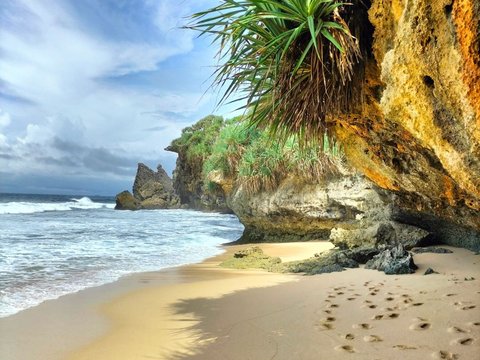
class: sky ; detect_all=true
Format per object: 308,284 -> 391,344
0,0 -> 235,196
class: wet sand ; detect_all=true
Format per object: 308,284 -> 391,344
1,243 -> 478,360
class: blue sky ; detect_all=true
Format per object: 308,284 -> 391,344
0,0 -> 235,195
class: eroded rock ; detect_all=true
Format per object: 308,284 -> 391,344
115,163 -> 179,210
366,244 -> 418,275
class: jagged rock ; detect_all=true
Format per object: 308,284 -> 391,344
412,247 -> 454,254
424,268 -> 438,275
365,244 -> 417,275
115,163 -> 180,210
115,190 -> 141,210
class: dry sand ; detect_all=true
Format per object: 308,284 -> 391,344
1,242 -> 479,360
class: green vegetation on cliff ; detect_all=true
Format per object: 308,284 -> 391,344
168,115 -> 224,161
170,115 -> 343,196
204,118 -> 342,194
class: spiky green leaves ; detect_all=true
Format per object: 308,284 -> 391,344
188,0 -> 363,142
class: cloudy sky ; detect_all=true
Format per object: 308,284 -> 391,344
0,0 -> 234,195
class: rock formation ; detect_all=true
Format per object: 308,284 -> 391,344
166,147 -> 230,213
163,0 -> 480,252
211,169 -> 429,247
331,0 -> 480,250
115,163 -> 180,210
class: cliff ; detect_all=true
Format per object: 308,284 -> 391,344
166,115 -> 231,213
165,0 -> 479,251
329,0 -> 479,249
115,163 -> 180,210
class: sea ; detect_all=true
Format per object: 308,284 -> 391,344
0,193 -> 244,318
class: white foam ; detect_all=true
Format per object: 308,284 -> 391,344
0,207 -> 243,318
0,197 -> 114,214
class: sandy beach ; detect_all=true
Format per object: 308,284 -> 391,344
1,242 -> 479,360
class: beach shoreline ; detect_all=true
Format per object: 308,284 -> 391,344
1,242 -> 479,360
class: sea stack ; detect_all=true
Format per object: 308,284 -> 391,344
115,163 -> 180,210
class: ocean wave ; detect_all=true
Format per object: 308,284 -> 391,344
0,197 -> 115,214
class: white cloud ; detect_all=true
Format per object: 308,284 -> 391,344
0,109 -> 11,127
0,0 -> 224,193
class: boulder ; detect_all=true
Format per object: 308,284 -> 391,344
115,190 -> 141,210
365,244 -> 418,275
220,172 -> 430,248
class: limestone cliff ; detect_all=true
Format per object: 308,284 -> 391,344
166,146 -> 230,212
330,0 -> 479,249
115,163 -> 180,210
165,115 -> 231,213
212,169 -> 428,247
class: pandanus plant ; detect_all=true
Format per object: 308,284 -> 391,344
188,0 -> 367,144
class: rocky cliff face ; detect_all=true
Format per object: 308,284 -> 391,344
330,0 -> 479,249
115,163 -> 180,210
164,0 -> 479,250
166,146 -> 231,213
213,170 -> 429,248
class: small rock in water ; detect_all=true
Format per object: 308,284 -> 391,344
424,267 -> 438,275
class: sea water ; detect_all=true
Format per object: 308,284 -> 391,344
0,193 -> 243,317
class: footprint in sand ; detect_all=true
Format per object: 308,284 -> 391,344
461,305 -> 476,310
412,302 -> 424,307
432,350 -> 459,359
451,337 -> 474,346
328,294 -> 336,299
445,293 -> 457,297
468,322 -> 480,327
329,304 -> 339,308
368,304 -> 378,309
316,322 -> 334,330
372,314 -> 384,320
387,313 -> 400,319
323,309 -> 332,314
393,344 -> 417,350
324,316 -> 336,322
385,297 -> 395,301
447,326 -> 468,334
410,322 -> 431,330
363,335 -> 383,342
334,345 -> 356,353
370,292 -> 378,296
344,333 -> 355,340
385,306 -> 398,311
353,323 -> 372,330
347,297 -> 356,301
337,291 -> 345,295
364,300 -> 373,304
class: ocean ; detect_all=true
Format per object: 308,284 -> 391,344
0,193 -> 243,318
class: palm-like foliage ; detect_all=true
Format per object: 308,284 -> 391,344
188,0 -> 365,142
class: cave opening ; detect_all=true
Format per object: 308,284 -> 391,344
444,2 -> 454,18
423,75 -> 435,89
